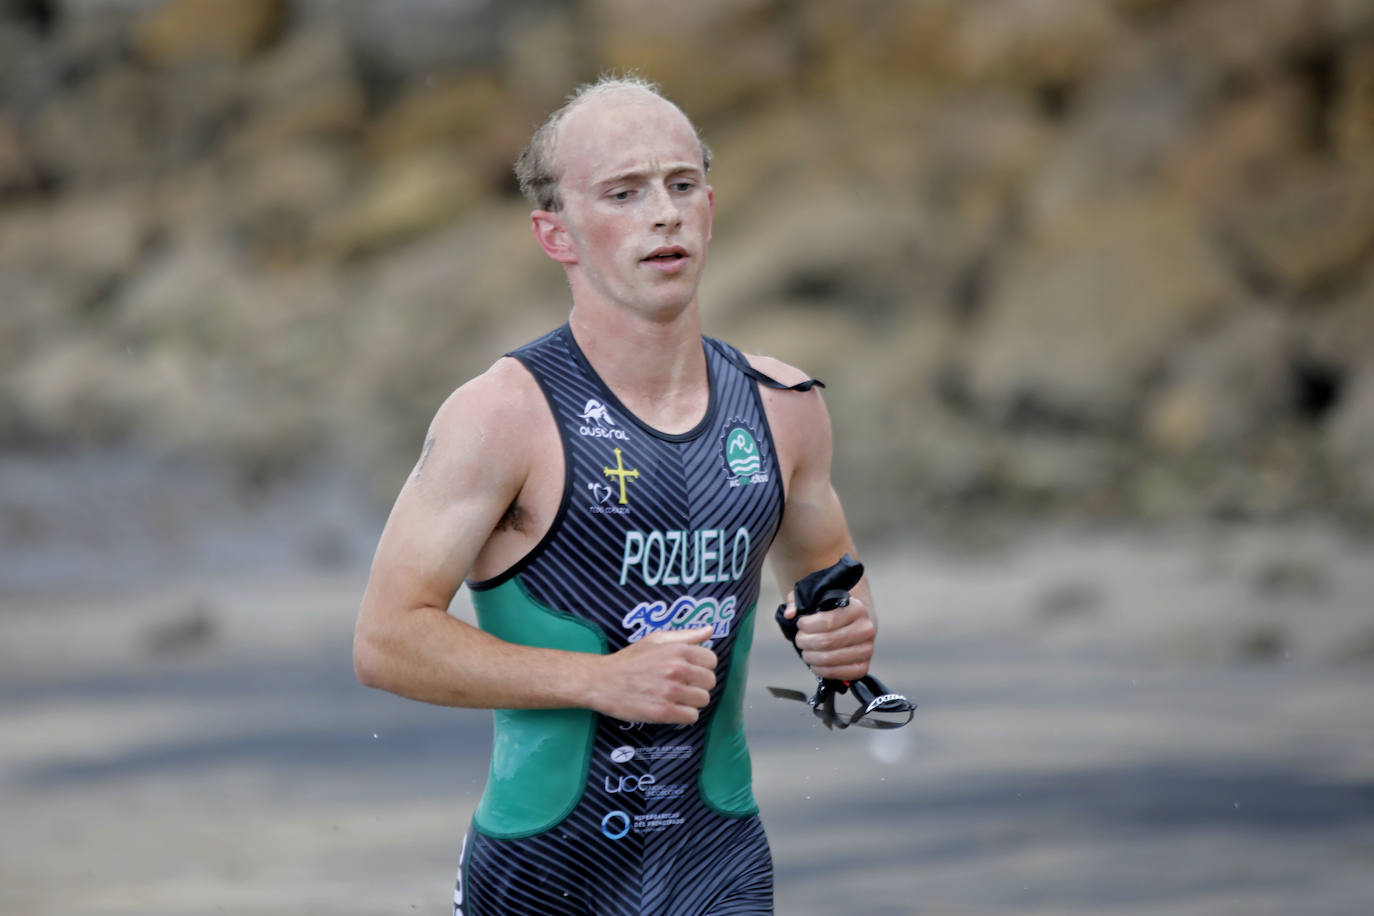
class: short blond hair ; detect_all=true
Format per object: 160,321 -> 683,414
514,74 -> 713,211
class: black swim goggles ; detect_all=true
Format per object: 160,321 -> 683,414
768,553 -> 917,731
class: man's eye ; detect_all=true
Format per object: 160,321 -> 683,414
671,182 -> 694,192
611,190 -> 633,201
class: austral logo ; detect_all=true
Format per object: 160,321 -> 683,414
721,419 -> 769,487
578,398 -> 629,440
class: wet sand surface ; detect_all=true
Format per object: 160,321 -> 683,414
3,522 -> 1372,915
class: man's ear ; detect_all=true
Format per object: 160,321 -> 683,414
531,210 -> 577,264
706,186 -> 715,243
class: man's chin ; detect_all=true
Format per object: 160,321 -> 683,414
634,293 -> 699,323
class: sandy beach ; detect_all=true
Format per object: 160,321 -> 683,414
3,481 -> 1372,915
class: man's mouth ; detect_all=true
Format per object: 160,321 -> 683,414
643,247 -> 687,262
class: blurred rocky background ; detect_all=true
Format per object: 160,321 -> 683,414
3,0 -> 1374,553
5,5 -> 1374,914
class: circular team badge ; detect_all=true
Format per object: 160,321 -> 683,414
725,426 -> 761,482
609,746 -> 635,764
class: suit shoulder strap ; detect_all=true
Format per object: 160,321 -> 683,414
705,337 -> 826,392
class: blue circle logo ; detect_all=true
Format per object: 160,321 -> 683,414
601,810 -> 631,840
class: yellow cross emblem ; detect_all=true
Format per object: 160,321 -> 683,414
602,448 -> 640,505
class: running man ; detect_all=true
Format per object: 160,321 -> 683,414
353,75 -> 879,915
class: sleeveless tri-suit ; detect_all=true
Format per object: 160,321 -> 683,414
454,324 -> 787,915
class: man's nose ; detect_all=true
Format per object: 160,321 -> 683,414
650,186 -> 683,230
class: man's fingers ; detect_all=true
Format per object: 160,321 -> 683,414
809,661 -> 871,682
791,599 -> 875,680
657,650 -> 717,691
801,642 -> 873,670
795,602 -> 859,634
801,631 -> 874,680
666,681 -> 712,709
646,625 -> 716,645
641,626 -> 718,671
781,590 -> 798,620
594,627 -> 722,724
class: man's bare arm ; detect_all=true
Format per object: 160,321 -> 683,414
353,359 -> 717,724
753,355 -> 877,682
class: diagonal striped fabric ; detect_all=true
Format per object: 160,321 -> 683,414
457,324 -> 784,915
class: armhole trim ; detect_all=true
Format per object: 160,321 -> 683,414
466,354 -> 572,592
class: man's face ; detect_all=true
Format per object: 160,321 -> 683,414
543,90 -> 714,320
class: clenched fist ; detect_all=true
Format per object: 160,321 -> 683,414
587,626 -> 717,725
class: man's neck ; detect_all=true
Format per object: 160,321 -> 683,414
568,304 -> 709,435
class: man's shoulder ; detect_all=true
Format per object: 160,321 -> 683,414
430,355 -> 546,439
737,351 -> 813,390
703,333 -> 811,385
406,356 -> 552,498
729,348 -> 829,446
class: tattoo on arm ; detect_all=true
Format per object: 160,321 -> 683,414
412,437 -> 437,480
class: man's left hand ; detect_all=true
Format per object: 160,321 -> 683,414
783,591 -> 876,682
